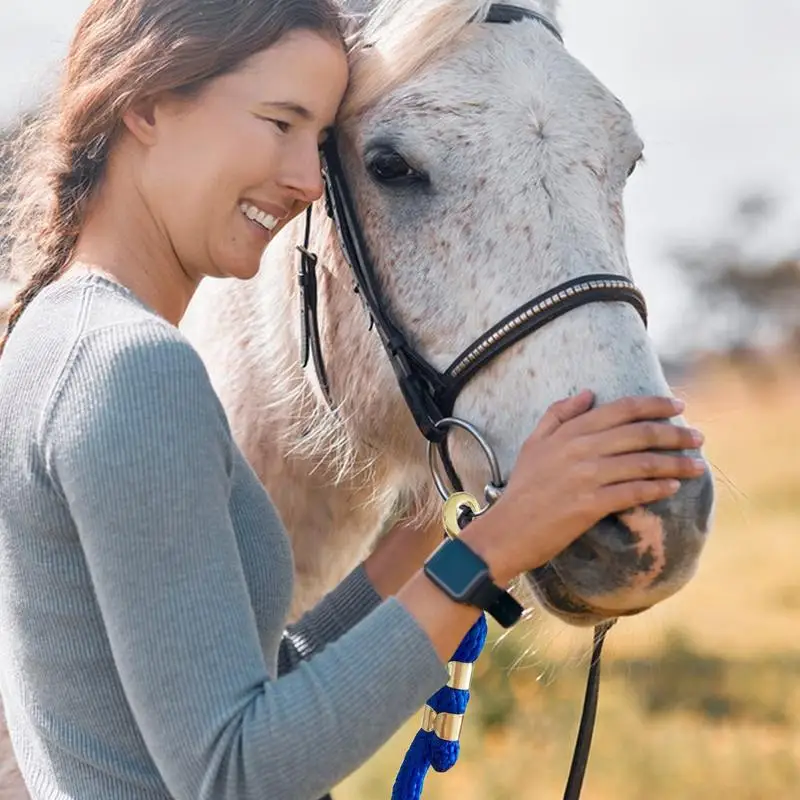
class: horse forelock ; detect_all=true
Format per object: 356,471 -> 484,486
340,0 -> 561,121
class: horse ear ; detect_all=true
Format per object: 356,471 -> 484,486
336,0 -> 373,36
336,1 -> 562,36
338,0 -> 373,10
0,278 -> 20,329
532,0 -> 560,22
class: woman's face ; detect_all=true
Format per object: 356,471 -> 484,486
139,29 -> 348,282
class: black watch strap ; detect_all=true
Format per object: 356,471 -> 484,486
424,537 -> 523,628
469,577 -> 524,628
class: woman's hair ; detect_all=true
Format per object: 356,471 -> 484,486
0,0 -> 342,354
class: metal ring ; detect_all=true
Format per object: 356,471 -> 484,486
426,417 -> 505,502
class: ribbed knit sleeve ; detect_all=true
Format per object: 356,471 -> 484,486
278,564 -> 382,674
42,321 -> 447,800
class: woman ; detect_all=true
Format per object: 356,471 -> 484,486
0,1 -> 706,798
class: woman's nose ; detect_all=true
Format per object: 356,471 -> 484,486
281,144 -> 325,204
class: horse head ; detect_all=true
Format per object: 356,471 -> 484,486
303,0 -> 713,625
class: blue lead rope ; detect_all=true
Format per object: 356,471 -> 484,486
391,613 -> 488,799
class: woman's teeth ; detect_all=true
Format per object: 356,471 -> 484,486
240,202 -> 279,231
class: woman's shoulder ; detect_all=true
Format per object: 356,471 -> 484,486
20,274 -> 225,434
0,274 -> 233,486
9,272 -> 187,354
36,278 -> 233,468
1,273 -> 205,402
19,274 -> 207,394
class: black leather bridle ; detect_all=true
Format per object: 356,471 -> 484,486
298,5 -> 648,799
298,3 -> 647,448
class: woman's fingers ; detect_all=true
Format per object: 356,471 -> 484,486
558,395 -> 685,439
577,420 -> 703,458
594,452 -> 706,485
595,478 -> 683,516
531,389 -> 595,439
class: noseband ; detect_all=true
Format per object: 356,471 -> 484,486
297,5 -> 648,799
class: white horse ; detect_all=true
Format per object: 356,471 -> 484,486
184,0 -> 714,622
0,0 -> 714,796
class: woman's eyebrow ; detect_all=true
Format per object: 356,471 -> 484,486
257,100 -> 314,120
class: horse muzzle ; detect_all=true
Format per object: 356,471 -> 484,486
528,464 -> 714,625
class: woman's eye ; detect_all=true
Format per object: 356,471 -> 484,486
264,118 -> 291,134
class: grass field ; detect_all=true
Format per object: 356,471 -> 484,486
335,355 -> 800,800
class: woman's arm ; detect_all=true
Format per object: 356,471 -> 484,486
45,321 -> 695,799
278,514 -> 441,674
45,324 -> 453,800
277,564 -> 381,673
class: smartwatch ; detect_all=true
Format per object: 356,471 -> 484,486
423,537 -> 523,628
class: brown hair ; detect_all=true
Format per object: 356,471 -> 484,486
0,0 -> 342,354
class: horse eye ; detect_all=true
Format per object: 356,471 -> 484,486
367,149 -> 423,185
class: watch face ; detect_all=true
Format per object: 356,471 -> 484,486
426,538 -> 489,597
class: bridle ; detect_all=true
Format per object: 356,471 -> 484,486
297,4 -> 648,799
299,6 -> 647,490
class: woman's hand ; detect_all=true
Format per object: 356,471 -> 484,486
461,390 -> 705,585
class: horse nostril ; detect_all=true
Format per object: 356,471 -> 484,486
569,536 -> 601,563
569,515 -> 634,562
598,513 -> 638,547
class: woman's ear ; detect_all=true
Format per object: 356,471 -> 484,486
121,96 -> 160,146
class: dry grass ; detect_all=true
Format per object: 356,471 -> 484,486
335,356 -> 800,799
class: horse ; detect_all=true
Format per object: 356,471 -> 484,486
0,0 -> 714,796
183,0 -> 714,623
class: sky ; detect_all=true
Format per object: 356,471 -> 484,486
1,0 -> 798,354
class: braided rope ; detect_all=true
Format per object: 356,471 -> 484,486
391,613 -> 488,799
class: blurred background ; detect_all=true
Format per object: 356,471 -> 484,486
1,1 -> 798,798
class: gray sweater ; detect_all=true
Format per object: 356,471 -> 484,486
0,274 -> 447,799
